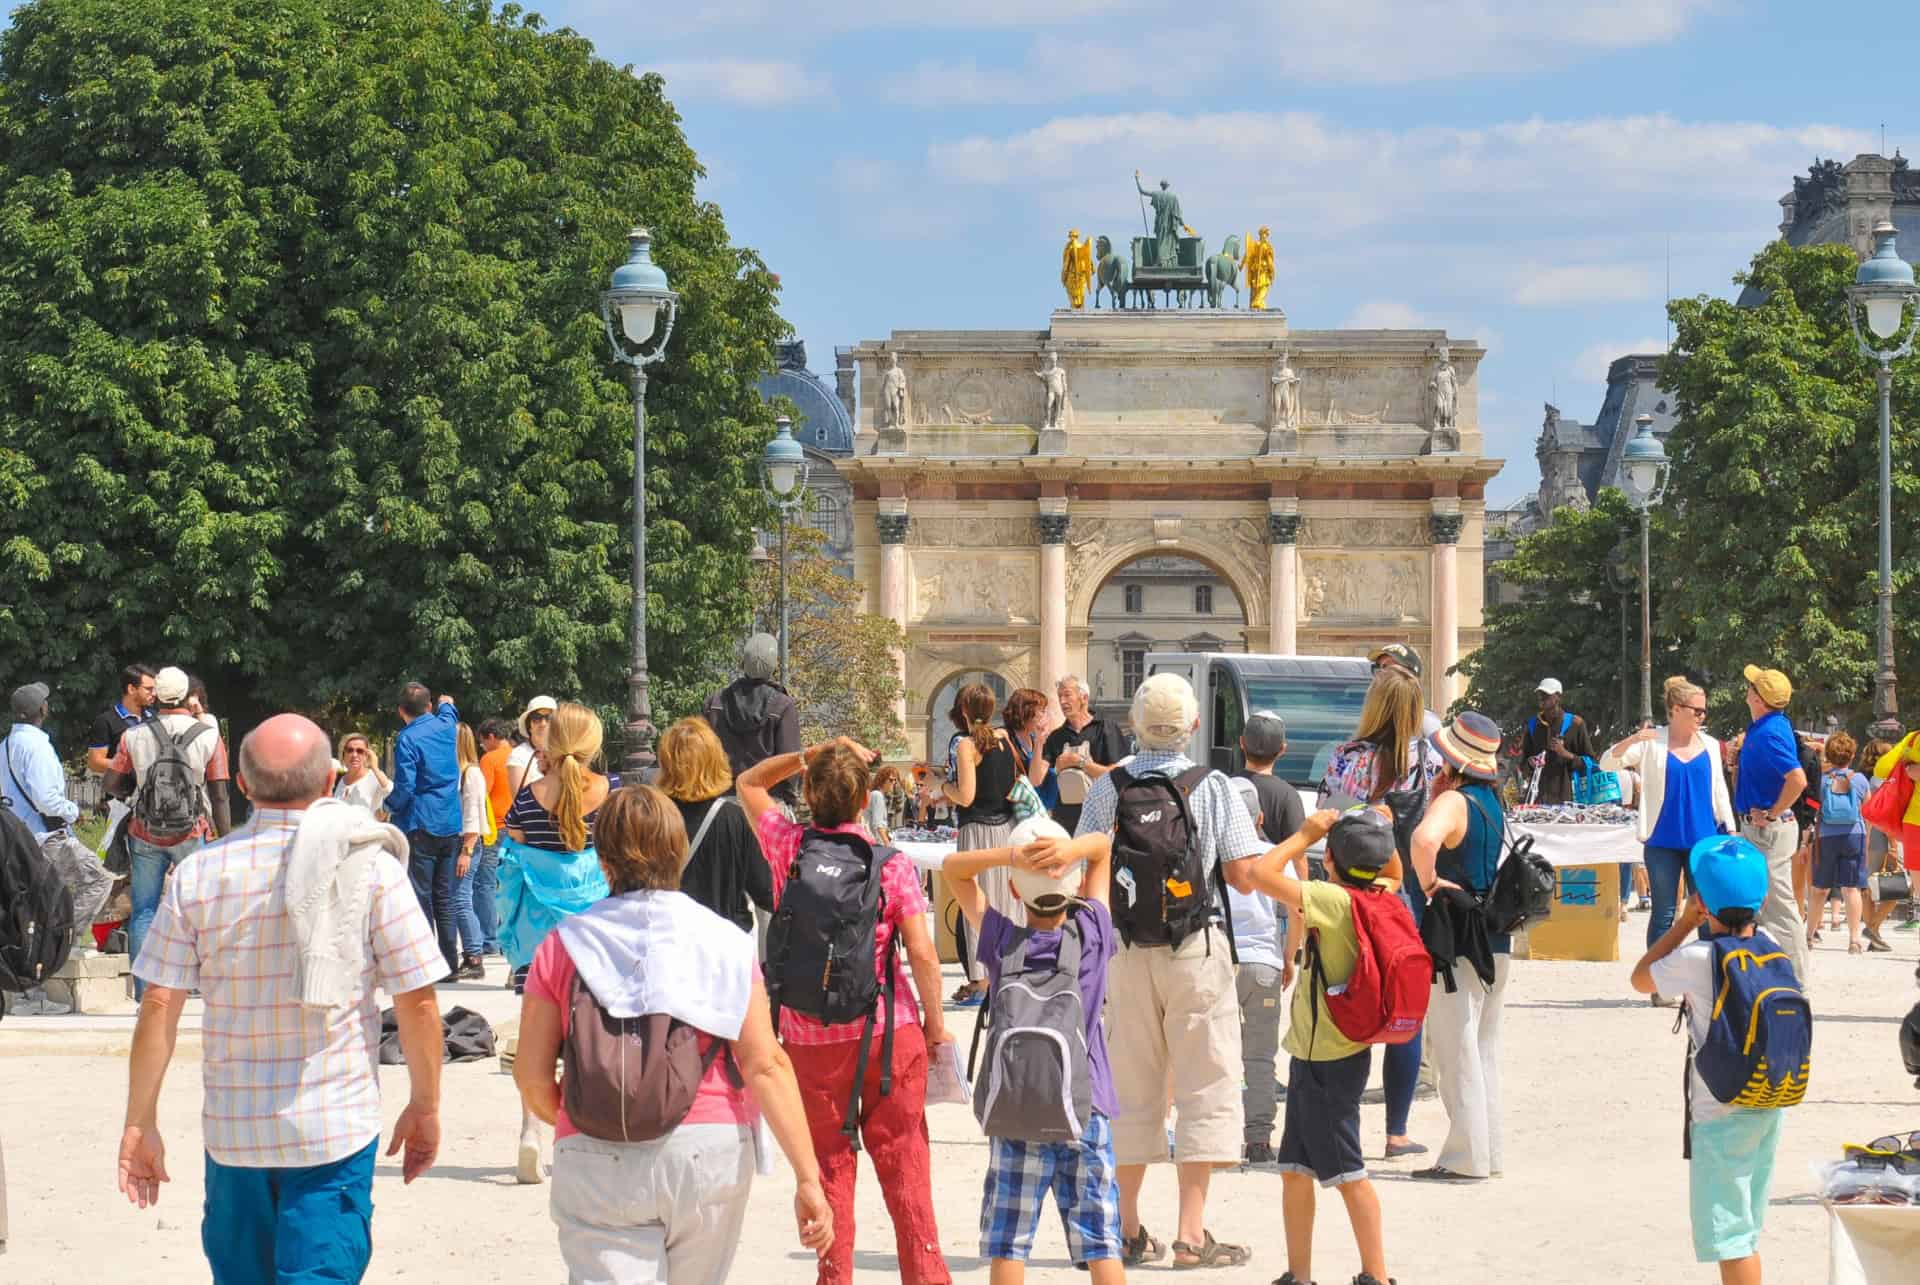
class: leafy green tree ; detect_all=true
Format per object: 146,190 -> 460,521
0,0 -> 780,737
1459,490 -> 1643,740
751,524 -> 908,757
1661,240 -> 1920,723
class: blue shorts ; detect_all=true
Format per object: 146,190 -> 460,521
1813,832 -> 1868,889
1276,1049 -> 1371,1187
203,1137 -> 376,1283
980,1112 -> 1122,1264
1689,1111 -> 1783,1263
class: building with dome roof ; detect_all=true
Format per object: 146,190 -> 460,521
754,338 -> 856,571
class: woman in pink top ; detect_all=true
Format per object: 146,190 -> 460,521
514,785 -> 831,1283
738,737 -> 954,1285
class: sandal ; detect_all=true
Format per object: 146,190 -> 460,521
1122,1225 -> 1167,1267
1171,1231 -> 1251,1269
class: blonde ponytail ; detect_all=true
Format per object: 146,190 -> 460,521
542,701 -> 604,851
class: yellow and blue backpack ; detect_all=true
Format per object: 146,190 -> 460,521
1690,931 -> 1812,1110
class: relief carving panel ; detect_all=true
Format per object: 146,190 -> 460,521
909,366 -> 1031,426
910,552 -> 1040,624
1300,516 -> 1429,548
1298,553 -> 1428,623
911,516 -> 1040,549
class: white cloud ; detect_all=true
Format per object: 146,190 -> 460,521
648,60 -> 832,107
1511,264 -> 1661,307
1572,338 -> 1667,383
1343,301 -> 1428,329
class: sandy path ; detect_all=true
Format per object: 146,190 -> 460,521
3,919 -> 1914,1283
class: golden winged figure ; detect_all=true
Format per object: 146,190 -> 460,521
1246,226 -> 1276,310
1061,229 -> 1094,309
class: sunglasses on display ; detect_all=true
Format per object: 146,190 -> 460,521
1844,1133 -> 1920,1174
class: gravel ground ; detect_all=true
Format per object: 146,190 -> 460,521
3,917 -> 1916,1284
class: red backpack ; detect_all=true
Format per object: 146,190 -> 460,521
1305,885 -> 1432,1050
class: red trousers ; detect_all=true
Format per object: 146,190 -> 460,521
786,1022 -> 950,1285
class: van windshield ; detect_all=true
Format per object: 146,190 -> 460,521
1242,676 -> 1374,789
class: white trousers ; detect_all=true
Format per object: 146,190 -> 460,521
1742,816 -> 1810,988
1426,953 -> 1511,1177
550,1124 -> 754,1285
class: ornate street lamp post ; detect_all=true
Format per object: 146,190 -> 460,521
1847,221 -> 1920,741
601,228 -> 678,776
1621,413 -> 1670,726
760,416 -> 810,687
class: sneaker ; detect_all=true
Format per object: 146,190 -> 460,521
456,955 -> 486,981
1274,1274 -> 1315,1285
1409,1165 -> 1484,1182
7,988 -> 71,1017
516,1119 -> 545,1185
1353,1275 -> 1398,1285
1868,936 -> 1894,953
1244,1141 -> 1274,1166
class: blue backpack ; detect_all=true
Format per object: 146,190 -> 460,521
1821,770 -> 1861,828
1687,932 -> 1811,1112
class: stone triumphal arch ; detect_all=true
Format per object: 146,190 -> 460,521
839,310 -> 1503,757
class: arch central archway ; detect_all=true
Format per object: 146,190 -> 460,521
1081,551 -> 1249,723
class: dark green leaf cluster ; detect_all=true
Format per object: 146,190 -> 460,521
0,0 -> 783,736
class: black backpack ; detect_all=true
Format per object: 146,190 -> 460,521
1109,764 -> 1233,955
0,807 -> 75,1005
1381,739 -> 1431,862
765,828 -> 899,1150
1467,793 -> 1554,933
133,718 -> 212,841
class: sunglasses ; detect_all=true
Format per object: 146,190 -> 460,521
528,712 -> 552,723
1845,1132 -> 1920,1174
1679,705 -> 1707,717
345,747 -> 369,756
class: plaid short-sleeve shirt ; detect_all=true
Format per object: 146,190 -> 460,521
755,811 -> 928,1046
133,808 -> 445,1168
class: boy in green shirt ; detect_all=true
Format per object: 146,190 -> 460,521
1248,805 -> 1402,1285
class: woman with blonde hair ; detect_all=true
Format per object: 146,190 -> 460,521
1319,662 -> 1440,1159
655,715 -> 773,932
1600,675 -> 1737,974
497,700 -> 614,1184
934,681 -> 1021,1004
515,785 -> 833,1282
449,723 -> 491,981
332,730 -> 392,816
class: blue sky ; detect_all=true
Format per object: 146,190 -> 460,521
542,1 -> 1908,502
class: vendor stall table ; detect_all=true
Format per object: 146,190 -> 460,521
1827,1203 -> 1920,1284
1508,820 -> 1640,963
898,840 -> 960,963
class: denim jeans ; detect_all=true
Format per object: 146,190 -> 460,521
1643,845 -> 1689,949
1383,882 -> 1427,1138
471,843 -> 501,954
451,848 -> 483,961
407,830 -> 461,976
129,832 -> 202,998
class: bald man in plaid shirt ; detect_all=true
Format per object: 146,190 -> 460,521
116,714 -> 447,1284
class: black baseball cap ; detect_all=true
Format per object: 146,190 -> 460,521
1241,709 -> 1287,760
1327,807 -> 1397,885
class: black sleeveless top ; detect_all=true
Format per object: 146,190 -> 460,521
958,739 -> 1016,828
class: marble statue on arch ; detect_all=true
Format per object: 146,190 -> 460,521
1036,349 -> 1070,429
880,350 -> 910,431
1427,343 -> 1459,452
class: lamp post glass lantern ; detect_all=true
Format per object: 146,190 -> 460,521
601,227 -> 679,775
1620,413 -> 1669,726
761,415 -> 810,688
1848,220 -> 1920,741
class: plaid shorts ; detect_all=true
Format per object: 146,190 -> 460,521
980,1112 -> 1122,1263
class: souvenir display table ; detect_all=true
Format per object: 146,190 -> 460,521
893,829 -> 960,962
1506,805 -> 1641,963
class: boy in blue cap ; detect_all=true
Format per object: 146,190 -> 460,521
1630,835 -> 1787,1285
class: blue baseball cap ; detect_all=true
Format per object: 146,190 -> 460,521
1687,834 -> 1769,915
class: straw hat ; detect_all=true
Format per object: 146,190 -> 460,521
1430,711 -> 1502,782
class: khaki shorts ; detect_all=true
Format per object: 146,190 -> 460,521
1103,931 -> 1244,1165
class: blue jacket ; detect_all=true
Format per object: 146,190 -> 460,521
385,700 -> 462,837
1,721 -> 78,839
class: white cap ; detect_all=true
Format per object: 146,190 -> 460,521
1007,814 -> 1082,911
1130,672 -> 1198,751
154,666 -> 190,705
1535,677 -> 1564,696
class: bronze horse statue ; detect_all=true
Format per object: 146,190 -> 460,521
1095,235 -> 1132,309
1204,234 -> 1242,308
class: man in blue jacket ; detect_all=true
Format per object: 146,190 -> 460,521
385,683 -> 462,978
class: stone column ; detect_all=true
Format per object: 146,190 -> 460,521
1039,506 -> 1071,720
1267,503 -> 1300,656
877,507 -> 911,737
1429,509 -> 1464,708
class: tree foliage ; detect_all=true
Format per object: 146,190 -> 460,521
0,0 -> 781,736
751,524 -> 907,756
1660,239 -> 1920,722
1460,489 -> 1643,739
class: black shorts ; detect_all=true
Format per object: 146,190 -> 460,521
1275,1049 -> 1371,1186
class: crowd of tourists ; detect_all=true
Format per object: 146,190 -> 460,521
0,625 -> 1905,1284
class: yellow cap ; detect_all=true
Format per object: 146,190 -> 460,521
1743,664 -> 1793,709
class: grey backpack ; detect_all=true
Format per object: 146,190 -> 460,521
133,719 -> 211,841
969,920 -> 1093,1143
